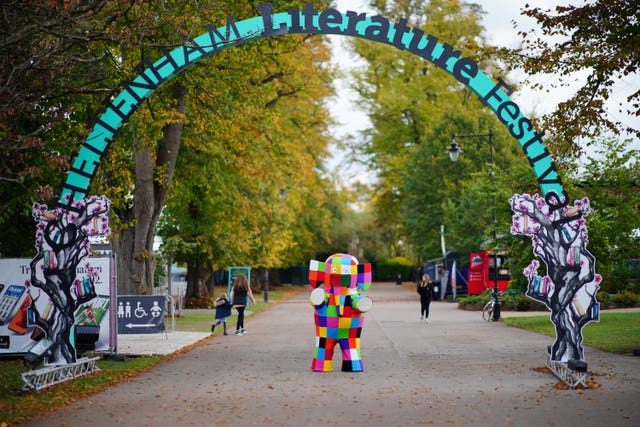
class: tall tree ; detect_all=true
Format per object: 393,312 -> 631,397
155,2 -> 337,301
88,1 -> 225,295
0,0 -> 212,295
350,0 -> 525,262
493,0 -> 640,156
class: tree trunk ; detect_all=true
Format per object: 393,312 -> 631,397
114,82 -> 187,295
186,260 -> 211,303
113,209 -> 136,295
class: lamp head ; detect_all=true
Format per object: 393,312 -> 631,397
448,141 -> 462,162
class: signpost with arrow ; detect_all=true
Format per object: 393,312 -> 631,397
116,296 -> 166,335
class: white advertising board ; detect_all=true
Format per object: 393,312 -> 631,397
0,256 -> 115,355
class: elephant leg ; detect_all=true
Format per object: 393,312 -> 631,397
312,310 -> 340,371
311,336 -> 337,372
338,325 -> 363,372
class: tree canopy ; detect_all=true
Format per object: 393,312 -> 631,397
343,0 -> 639,283
493,0 -> 640,156
0,0 -> 131,256
349,0 -> 529,262
157,28 -> 338,299
0,1 -> 342,298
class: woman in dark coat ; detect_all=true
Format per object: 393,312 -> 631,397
417,274 -> 433,322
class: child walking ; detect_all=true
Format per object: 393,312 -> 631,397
211,293 -> 232,335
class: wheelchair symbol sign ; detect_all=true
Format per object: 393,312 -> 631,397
117,296 -> 166,334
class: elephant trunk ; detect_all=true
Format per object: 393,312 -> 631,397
337,294 -> 346,316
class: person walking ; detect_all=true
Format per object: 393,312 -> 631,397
230,274 -> 255,335
211,293 -> 232,335
417,274 -> 433,322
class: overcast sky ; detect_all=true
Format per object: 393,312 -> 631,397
325,0 -> 639,182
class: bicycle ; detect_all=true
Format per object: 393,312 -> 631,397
482,288 -> 499,321
482,299 -> 494,321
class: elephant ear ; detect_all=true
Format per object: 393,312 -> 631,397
308,259 -> 326,288
357,263 -> 372,292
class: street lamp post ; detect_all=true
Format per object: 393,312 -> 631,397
447,130 -> 501,321
264,260 -> 269,303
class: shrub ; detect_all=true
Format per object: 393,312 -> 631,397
458,289 -> 547,312
593,291 -> 640,308
185,296 -> 214,309
457,291 -> 491,310
597,292 -> 611,304
458,292 -> 488,305
508,294 -> 547,311
608,291 -> 640,307
376,257 -> 416,281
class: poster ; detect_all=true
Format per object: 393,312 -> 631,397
0,256 -> 115,355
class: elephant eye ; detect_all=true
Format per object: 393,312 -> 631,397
331,267 -> 337,273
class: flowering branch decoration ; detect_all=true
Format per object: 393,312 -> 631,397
510,191 -> 601,363
28,195 -> 111,364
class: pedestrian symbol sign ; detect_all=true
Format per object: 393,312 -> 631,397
117,296 -> 166,334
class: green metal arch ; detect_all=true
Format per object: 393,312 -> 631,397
57,3 -> 565,211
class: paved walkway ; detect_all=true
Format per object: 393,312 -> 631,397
20,283 -> 640,427
116,331 -> 211,356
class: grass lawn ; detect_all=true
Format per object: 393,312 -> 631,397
0,285 -> 304,426
502,311 -> 640,354
0,356 -> 164,426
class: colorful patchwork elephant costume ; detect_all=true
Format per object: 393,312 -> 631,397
308,253 -> 372,372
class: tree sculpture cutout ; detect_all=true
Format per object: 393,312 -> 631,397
28,195 -> 111,364
510,192 -> 601,362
